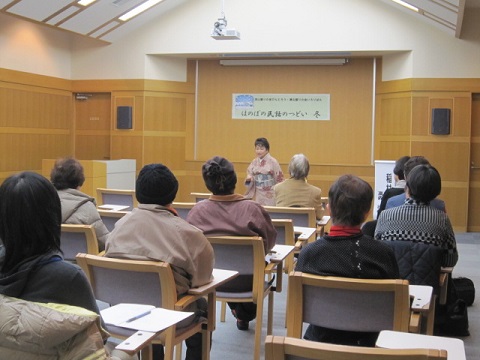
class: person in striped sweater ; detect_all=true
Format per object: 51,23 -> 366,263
375,164 -> 458,267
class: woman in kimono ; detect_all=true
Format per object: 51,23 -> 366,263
245,137 -> 284,206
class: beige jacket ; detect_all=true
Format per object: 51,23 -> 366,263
105,204 -> 214,296
274,178 -> 325,219
0,294 -> 110,360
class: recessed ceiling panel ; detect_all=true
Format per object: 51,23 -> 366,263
7,0 -> 73,21
46,7 -> 81,26
59,0 -> 144,34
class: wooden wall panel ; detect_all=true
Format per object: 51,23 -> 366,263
0,73 -> 73,184
110,93 -> 144,171
195,58 -> 374,167
378,85 -> 472,231
74,92 -> 111,160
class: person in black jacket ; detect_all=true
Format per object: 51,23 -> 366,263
296,174 -> 399,347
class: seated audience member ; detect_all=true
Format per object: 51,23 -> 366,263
50,157 -> 109,251
274,153 -> 325,219
375,164 -> 458,268
295,174 -> 399,347
0,172 -> 131,360
105,164 -> 214,360
376,155 -> 410,218
187,156 -> 276,331
385,156 -> 445,212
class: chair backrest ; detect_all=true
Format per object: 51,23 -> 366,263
287,272 -> 411,338
190,192 -> 211,202
265,335 -> 448,360
384,240 -> 442,294
172,202 -> 197,220
206,236 -> 266,299
60,224 -> 99,262
271,219 -> 295,246
263,206 -> 316,228
96,188 -> 137,211
98,209 -> 129,232
76,253 -> 177,309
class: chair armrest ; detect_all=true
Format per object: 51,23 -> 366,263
294,239 -> 304,249
409,311 -> 422,333
439,272 -> 449,305
175,294 -> 200,310
265,262 -> 276,272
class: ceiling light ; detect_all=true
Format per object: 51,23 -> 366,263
391,0 -> 419,12
119,0 -> 164,21
219,59 -> 348,66
78,0 -> 97,6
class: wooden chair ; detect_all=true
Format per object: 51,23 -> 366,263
265,335 -> 448,360
263,206 -> 317,242
98,209 -> 129,232
76,253 -> 211,360
172,202 -> 197,220
60,224 -> 99,262
206,235 -> 276,360
190,192 -> 211,202
271,219 -> 300,274
286,272 -> 411,340
96,188 -> 137,211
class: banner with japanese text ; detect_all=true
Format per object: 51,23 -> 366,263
232,94 -> 330,120
374,160 -> 396,219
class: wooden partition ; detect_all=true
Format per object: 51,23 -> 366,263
376,77 -> 480,231
194,59 -> 375,166
0,69 -> 73,184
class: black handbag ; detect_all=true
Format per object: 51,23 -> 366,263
434,276 -> 470,337
453,277 -> 475,306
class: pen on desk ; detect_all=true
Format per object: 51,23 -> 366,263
125,310 -> 152,323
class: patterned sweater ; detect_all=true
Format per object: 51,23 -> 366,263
375,199 -> 458,267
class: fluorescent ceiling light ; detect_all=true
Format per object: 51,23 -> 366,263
220,59 -> 348,66
78,0 -> 97,6
391,0 -> 419,12
119,0 -> 164,21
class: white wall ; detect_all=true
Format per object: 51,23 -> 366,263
1,0 -> 479,81
0,13 -> 72,79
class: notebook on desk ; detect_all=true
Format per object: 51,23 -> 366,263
101,303 -> 193,332
98,204 -> 130,211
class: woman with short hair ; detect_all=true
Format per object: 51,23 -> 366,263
50,157 -> 109,250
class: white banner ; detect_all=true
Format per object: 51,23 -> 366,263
374,160 -> 395,219
232,93 -> 330,120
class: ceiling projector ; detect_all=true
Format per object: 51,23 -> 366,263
211,17 -> 240,40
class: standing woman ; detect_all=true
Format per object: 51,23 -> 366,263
245,137 -> 284,206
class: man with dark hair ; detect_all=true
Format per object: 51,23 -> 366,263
385,156 -> 446,212
375,165 -> 458,267
187,156 -> 276,331
105,163 -> 214,360
295,174 -> 399,347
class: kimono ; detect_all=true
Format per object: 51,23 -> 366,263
245,153 -> 284,206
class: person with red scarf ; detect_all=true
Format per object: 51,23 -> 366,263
295,174 -> 399,347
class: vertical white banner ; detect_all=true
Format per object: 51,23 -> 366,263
374,160 -> 395,219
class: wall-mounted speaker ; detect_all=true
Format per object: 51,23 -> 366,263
431,108 -> 450,135
117,106 -> 133,130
